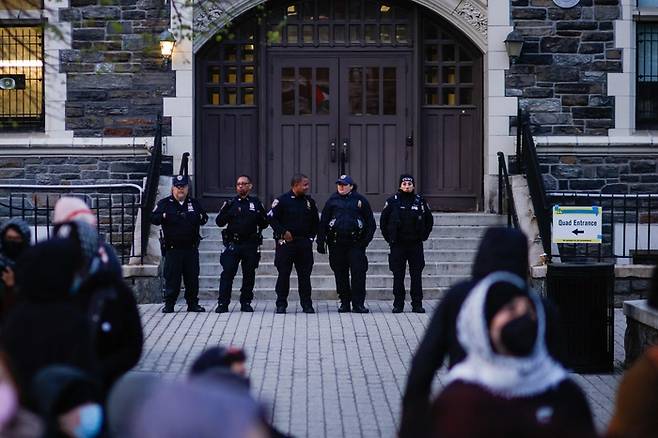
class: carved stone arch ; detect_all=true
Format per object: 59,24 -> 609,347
193,0 -> 488,54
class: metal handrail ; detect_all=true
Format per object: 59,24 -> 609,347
0,183 -> 143,201
497,152 -> 520,229
517,107 -> 552,257
141,114 -> 164,257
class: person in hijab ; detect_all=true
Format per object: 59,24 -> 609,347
31,366 -> 104,438
0,349 -> 43,438
400,227 -> 564,437
1,239 -> 98,400
132,380 -> 269,438
0,218 -> 32,320
54,220 -> 143,394
607,266 -> 658,438
105,373 -> 160,438
430,271 -> 596,438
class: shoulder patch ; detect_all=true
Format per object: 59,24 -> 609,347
357,199 -> 362,208
384,201 -> 388,209
271,199 -> 279,208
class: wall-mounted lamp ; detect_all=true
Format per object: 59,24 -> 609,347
159,30 -> 176,61
504,30 -> 524,65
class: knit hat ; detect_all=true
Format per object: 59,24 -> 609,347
399,174 -> 415,186
31,365 -> 100,418
53,197 -> 96,226
189,347 -> 246,376
484,281 -> 529,327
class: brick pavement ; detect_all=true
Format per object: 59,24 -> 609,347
135,301 -> 625,437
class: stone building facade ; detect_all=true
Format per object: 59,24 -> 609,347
1,0 -> 657,212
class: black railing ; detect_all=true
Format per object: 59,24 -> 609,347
517,106 -> 552,256
549,192 -> 658,263
141,114 -> 164,258
497,151 -> 520,229
0,185 -> 142,264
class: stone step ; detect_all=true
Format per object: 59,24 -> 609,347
198,274 -> 468,290
196,287 -> 449,301
199,236 -> 482,251
200,223 -> 501,239
206,211 -> 506,226
199,261 -> 472,276
198,249 -> 477,263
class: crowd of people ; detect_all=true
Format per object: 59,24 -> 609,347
1,192 -> 658,437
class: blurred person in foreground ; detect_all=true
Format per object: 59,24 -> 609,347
0,349 -> 42,437
31,365 -> 104,438
1,239 -> 98,402
189,346 -> 290,438
0,218 -> 31,321
54,217 -> 143,394
400,227 -> 564,437
607,266 -> 658,438
132,379 -> 269,438
429,271 -> 596,438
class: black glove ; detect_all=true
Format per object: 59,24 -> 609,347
317,241 -> 326,254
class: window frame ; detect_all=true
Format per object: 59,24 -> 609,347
0,19 -> 45,132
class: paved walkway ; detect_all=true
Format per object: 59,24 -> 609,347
136,301 -> 625,437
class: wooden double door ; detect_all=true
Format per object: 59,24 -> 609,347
269,54 -> 410,207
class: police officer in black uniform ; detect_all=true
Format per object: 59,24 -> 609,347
268,174 -> 319,314
317,175 -> 376,313
150,153 -> 208,313
380,174 -> 433,313
215,175 -> 268,313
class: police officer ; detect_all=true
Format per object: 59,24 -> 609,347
150,153 -> 208,313
215,175 -> 268,314
317,175 -> 376,313
380,174 -> 433,313
268,174 -> 319,314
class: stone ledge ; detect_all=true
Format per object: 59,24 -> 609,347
122,264 -> 159,278
624,299 -> 658,330
531,264 -> 654,279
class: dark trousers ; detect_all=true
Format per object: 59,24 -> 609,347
218,242 -> 259,305
163,248 -> 200,306
389,241 -> 425,307
274,239 -> 313,308
329,244 -> 368,307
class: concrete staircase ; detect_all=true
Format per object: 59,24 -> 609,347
197,213 -> 506,301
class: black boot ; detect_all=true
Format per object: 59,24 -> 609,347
392,304 -> 404,313
276,305 -> 286,314
352,304 -> 370,314
215,303 -> 229,313
162,303 -> 175,314
187,303 -> 206,312
338,302 -> 351,313
241,303 -> 254,312
412,304 -> 426,313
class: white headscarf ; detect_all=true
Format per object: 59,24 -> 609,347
445,271 -> 567,398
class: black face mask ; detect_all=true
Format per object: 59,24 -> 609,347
2,240 -> 25,260
500,313 -> 538,357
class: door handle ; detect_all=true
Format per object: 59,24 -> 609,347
342,140 -> 349,163
330,140 -> 337,163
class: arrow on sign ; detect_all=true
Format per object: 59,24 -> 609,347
572,229 -> 584,235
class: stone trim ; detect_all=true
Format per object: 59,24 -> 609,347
532,264 -> 654,279
624,299 -> 658,330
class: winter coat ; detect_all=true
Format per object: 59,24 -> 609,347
430,380 -> 597,438
400,227 -> 566,438
607,345 -> 658,438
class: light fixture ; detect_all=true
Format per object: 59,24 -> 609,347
504,30 -> 524,65
159,30 -> 176,60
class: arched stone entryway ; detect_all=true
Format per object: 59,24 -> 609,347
194,0 -> 486,211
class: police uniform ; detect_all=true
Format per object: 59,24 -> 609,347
215,195 -> 268,312
380,176 -> 433,313
317,176 -> 376,313
267,190 -> 319,313
151,169 -> 208,313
